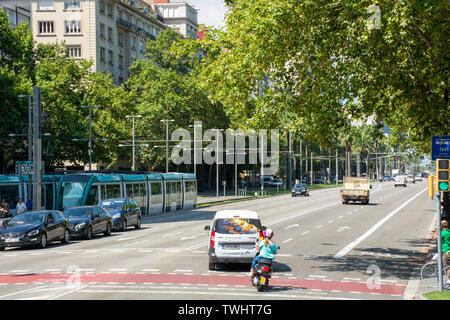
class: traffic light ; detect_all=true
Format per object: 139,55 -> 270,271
436,159 -> 449,192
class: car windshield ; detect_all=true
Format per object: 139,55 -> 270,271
8,213 -> 45,226
294,184 -> 306,188
214,218 -> 261,235
63,207 -> 91,218
99,200 -> 124,211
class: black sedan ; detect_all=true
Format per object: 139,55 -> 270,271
0,211 -> 70,250
291,183 -> 310,197
63,206 -> 112,239
99,198 -> 142,231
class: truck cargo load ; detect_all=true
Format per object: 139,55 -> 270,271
340,177 -> 370,204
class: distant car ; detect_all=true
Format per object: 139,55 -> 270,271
99,198 -> 142,231
406,175 -> 415,183
414,175 -> 422,182
268,178 -> 283,187
63,206 -> 112,239
394,176 -> 407,187
0,210 -> 70,250
382,175 -> 393,181
291,183 -> 309,197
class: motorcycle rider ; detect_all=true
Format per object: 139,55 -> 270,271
250,228 -> 278,277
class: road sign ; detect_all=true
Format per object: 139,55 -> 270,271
432,136 -> 450,160
15,161 -> 33,175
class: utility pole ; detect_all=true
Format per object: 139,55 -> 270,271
19,94 -> 32,198
336,148 -> 338,186
126,115 -> 142,171
32,87 -> 42,211
160,119 -> 174,173
299,138 -> 303,183
80,105 -> 99,171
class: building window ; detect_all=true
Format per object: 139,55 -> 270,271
107,3 -> 113,17
130,36 -> 136,50
100,47 -> 106,62
38,21 -> 54,34
99,1 -> 105,15
108,50 -> 113,65
118,32 -> 123,47
38,0 -> 54,10
66,46 -> 81,58
118,55 -> 123,69
65,20 -> 81,34
99,23 -> 105,38
65,0 -> 81,9
108,27 -> 113,42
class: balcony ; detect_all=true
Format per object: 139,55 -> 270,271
116,18 -> 133,30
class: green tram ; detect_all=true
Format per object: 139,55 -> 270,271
0,173 -> 197,216
0,175 -> 61,215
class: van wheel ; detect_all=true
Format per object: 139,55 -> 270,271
208,262 -> 216,270
135,218 -> 141,229
121,219 -> 127,231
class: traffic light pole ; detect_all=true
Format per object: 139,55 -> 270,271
436,191 -> 443,291
32,87 -> 42,211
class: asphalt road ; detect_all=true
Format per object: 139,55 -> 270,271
0,180 -> 435,301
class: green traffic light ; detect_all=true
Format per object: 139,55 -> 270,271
439,181 -> 449,191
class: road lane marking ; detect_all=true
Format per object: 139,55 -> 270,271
282,238 -> 292,244
334,188 -> 428,259
301,231 -> 310,236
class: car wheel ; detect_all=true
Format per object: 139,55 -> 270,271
135,217 -> 141,229
121,219 -> 127,232
61,229 -> 70,244
104,222 -> 112,236
38,233 -> 47,249
0,246 -> 5,251
85,226 -> 93,239
208,262 -> 216,270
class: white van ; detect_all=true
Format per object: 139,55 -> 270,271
394,175 -> 407,187
205,210 -> 263,270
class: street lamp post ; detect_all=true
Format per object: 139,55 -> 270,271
160,119 -> 174,173
126,115 -> 142,171
80,105 -> 99,171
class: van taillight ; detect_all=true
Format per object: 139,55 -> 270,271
210,230 -> 215,247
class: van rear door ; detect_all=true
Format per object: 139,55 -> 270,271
214,217 -> 261,258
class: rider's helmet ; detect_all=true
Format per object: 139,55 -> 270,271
263,228 -> 274,239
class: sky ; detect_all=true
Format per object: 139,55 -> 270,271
186,0 -> 227,29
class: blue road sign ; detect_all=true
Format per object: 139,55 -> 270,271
432,135 -> 450,160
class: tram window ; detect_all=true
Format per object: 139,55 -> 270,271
42,183 -> 53,210
126,183 -> 133,198
133,183 -> 146,211
104,184 -> 121,199
150,182 -> 162,205
185,181 -> 196,201
86,185 -> 99,205
0,185 -> 20,210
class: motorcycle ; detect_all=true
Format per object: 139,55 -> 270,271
251,246 -> 281,292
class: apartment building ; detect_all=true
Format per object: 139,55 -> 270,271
148,0 -> 198,39
1,0 -> 31,27
31,0 -> 167,85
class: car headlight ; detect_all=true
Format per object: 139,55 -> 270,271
27,230 -> 39,236
74,223 -> 86,231
112,213 -> 121,219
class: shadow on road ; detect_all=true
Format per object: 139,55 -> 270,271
304,237 -> 432,281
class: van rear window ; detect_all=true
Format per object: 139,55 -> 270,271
214,218 -> 261,234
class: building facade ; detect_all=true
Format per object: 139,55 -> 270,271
31,0 -> 167,85
149,0 -> 198,39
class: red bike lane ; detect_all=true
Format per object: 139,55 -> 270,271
0,272 -> 405,296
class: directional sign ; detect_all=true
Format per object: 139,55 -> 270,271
15,161 -> 33,175
432,136 -> 450,160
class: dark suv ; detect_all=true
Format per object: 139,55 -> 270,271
99,198 -> 142,231
63,206 -> 112,239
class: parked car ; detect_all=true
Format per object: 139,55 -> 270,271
0,210 -> 70,250
205,210 -> 263,270
99,198 -> 142,231
394,175 -> 407,187
291,183 -> 309,197
63,206 -> 112,239
268,178 -> 283,187
406,175 -> 415,183
382,175 -> 393,181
